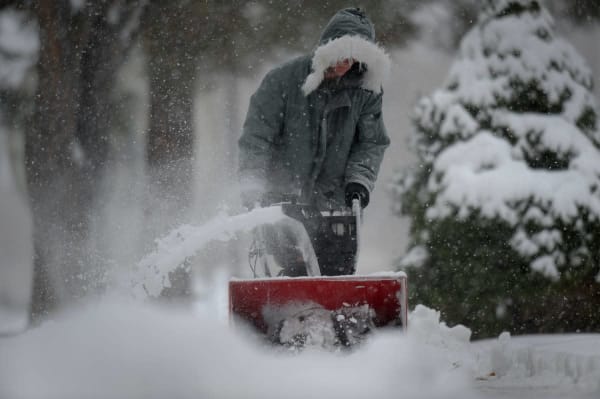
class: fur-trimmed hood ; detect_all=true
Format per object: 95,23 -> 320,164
302,8 -> 391,96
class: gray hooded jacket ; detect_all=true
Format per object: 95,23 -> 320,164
238,8 -> 391,209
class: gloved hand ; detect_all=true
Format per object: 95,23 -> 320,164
345,182 -> 369,208
241,190 -> 263,210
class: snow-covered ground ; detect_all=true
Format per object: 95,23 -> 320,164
1,297 -> 598,399
2,202 -> 599,399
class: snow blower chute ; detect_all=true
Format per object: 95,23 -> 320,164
229,198 -> 407,348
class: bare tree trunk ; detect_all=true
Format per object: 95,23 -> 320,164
223,73 -> 244,276
27,0 -> 80,318
224,73 -> 240,181
142,3 -> 200,299
146,57 -> 195,209
27,0 -> 144,320
145,3 -> 196,218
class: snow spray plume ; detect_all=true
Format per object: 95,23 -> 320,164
122,206 -> 320,300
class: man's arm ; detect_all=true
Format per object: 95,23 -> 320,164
344,91 -> 390,206
238,68 -> 286,207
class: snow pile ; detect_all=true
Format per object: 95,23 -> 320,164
0,300 -> 476,399
406,305 -> 481,374
475,332 -> 600,396
408,305 -> 473,369
2,298 -> 600,398
263,302 -> 380,350
272,303 -> 339,349
406,306 -> 600,397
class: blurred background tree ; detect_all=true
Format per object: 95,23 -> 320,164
548,0 -> 600,24
0,0 -> 421,319
24,0 -> 146,318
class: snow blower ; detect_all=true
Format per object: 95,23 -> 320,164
229,198 -> 407,349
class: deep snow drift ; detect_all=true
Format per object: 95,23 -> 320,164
1,299 -> 599,399
1,207 -> 599,399
0,300 -> 475,399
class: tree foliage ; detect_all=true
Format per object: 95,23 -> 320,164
548,0 -> 600,25
394,0 -> 600,338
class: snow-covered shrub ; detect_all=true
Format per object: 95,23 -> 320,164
394,0 -> 600,338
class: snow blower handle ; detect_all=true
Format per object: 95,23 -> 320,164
352,197 -> 362,260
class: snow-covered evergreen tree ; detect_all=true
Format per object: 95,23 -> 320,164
394,0 -> 600,337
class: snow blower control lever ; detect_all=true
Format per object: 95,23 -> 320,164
273,197 -> 362,277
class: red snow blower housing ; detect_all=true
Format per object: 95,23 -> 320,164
229,198 -> 408,348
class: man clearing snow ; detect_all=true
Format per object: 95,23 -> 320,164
238,8 -> 391,276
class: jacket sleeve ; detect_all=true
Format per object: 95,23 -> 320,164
238,68 -> 286,195
344,91 -> 390,192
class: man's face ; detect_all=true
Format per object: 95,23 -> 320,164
325,58 -> 355,79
